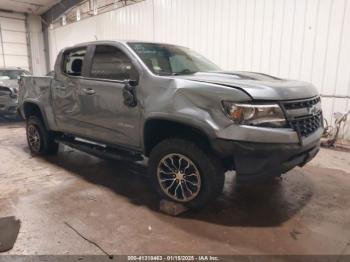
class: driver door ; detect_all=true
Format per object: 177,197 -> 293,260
77,44 -> 141,150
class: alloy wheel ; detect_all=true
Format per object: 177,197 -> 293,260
27,125 -> 41,152
157,153 -> 201,202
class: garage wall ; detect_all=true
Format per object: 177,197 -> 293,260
0,12 -> 29,70
27,15 -> 47,76
48,0 -> 350,140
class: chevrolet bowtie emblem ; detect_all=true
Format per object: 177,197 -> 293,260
308,105 -> 318,115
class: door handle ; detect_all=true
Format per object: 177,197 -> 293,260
82,88 -> 95,95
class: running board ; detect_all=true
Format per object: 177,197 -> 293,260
55,136 -> 144,162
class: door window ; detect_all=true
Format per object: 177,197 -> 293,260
63,48 -> 87,76
90,45 -> 137,81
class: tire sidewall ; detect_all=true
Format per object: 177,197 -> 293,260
148,139 -> 222,209
26,116 -> 49,155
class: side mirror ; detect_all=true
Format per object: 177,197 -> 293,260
122,79 -> 138,107
128,79 -> 138,87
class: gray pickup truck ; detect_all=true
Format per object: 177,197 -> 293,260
19,41 -> 323,209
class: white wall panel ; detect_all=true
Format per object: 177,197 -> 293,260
48,0 -> 350,140
0,13 -> 29,70
0,18 -> 26,32
3,43 -> 28,56
2,31 -> 26,43
27,15 -> 47,75
3,55 -> 29,68
48,0 -> 153,69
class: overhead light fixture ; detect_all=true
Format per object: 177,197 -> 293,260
76,8 -> 81,21
89,0 -> 98,15
61,15 -> 66,26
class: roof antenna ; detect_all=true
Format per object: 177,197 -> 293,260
94,35 -> 98,40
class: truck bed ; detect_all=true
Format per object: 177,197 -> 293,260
19,76 -> 52,104
18,76 -> 57,130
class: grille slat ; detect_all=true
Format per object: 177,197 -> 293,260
284,96 -> 321,110
283,97 -> 323,138
289,112 -> 322,138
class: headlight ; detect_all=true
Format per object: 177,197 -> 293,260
9,88 -> 18,99
222,101 -> 286,127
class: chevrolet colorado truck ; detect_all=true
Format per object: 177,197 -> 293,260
18,41 -> 323,209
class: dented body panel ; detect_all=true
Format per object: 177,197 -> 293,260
18,40 -> 323,178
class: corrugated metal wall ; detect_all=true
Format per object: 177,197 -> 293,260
0,12 -> 29,70
27,15 -> 47,76
48,0 -> 350,140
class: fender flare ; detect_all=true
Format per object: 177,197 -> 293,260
22,100 -> 50,129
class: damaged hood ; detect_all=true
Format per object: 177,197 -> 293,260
174,71 -> 319,101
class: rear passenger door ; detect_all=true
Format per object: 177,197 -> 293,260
52,46 -> 90,135
77,44 -> 141,149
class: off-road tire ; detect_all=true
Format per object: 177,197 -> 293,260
26,115 -> 59,155
148,138 -> 225,209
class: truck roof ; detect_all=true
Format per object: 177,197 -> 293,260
63,40 -> 185,51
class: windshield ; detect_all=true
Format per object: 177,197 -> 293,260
128,42 -> 221,76
0,69 -> 31,80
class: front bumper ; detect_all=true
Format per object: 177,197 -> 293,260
212,127 -> 322,180
0,98 -> 18,115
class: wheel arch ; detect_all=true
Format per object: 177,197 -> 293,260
23,101 -> 49,129
143,117 -> 215,157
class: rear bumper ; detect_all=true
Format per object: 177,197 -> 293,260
212,127 -> 322,180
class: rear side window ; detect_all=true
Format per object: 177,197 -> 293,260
63,48 -> 87,76
90,45 -> 137,81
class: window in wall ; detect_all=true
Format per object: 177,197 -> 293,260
63,48 -> 87,76
90,45 -> 137,81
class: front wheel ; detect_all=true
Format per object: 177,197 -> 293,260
26,115 -> 59,155
148,138 -> 225,209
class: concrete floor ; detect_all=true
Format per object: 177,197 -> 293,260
1,119 -> 350,256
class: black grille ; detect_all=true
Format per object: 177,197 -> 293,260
0,86 -> 11,96
8,106 -> 17,112
284,96 -> 321,110
289,111 -> 322,138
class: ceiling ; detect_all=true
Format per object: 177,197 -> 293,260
0,0 -> 61,15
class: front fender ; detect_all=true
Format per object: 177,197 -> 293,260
141,78 -> 252,152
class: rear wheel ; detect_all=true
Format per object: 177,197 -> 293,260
148,138 -> 225,209
26,115 -> 59,155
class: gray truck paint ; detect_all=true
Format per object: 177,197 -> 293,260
18,40 -> 323,177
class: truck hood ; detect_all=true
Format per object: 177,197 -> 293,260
174,71 -> 319,100
0,79 -> 19,90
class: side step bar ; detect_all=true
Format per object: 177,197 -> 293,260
55,136 -> 144,162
